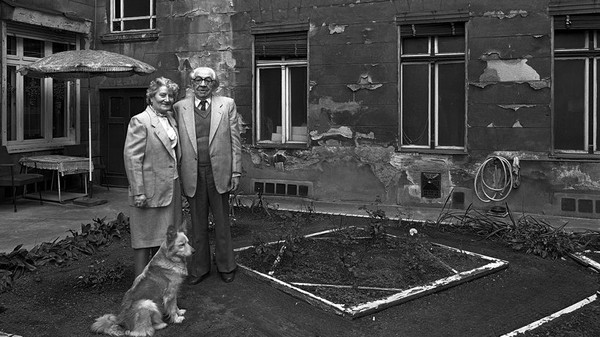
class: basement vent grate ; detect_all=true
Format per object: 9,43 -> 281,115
560,196 -> 600,214
253,179 -> 312,198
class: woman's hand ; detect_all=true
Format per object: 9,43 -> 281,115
231,176 -> 240,192
134,194 -> 147,208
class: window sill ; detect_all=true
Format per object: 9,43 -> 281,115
254,142 -> 309,150
549,152 -> 600,161
397,148 -> 467,155
100,30 -> 159,44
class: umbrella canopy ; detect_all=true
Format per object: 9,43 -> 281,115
17,49 -> 156,79
16,49 -> 155,199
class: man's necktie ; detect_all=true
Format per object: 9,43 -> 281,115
200,100 -> 207,111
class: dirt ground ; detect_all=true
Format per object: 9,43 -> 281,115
1,209 -> 600,337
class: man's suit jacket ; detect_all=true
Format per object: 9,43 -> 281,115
173,94 -> 241,196
123,106 -> 180,207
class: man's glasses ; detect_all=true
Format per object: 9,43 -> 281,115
192,77 -> 214,85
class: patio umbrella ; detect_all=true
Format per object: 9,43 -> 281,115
17,49 -> 156,198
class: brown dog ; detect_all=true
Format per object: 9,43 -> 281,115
91,226 -> 194,336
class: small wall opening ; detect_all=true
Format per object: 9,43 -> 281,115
252,179 -> 313,198
421,172 -> 441,199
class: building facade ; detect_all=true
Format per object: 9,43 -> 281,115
2,0 -> 600,219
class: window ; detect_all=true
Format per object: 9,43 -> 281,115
553,14 -> 600,154
111,0 -> 156,32
254,31 -> 308,145
3,28 -> 79,152
399,22 -> 466,150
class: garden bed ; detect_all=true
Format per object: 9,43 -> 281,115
235,226 -> 509,318
569,250 -> 600,273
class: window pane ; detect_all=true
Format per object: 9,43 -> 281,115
124,0 -> 150,17
554,59 -> 586,151
555,31 -> 587,50
114,0 -> 121,18
437,62 -> 465,147
52,42 -> 72,54
53,80 -> 72,138
597,59 -> 600,151
259,68 -> 282,142
23,38 -> 44,58
124,19 -> 151,31
7,66 -> 17,141
437,35 -> 464,54
113,21 -> 122,32
402,63 -> 430,146
7,35 -> 16,55
289,66 -> 307,142
24,76 -> 43,140
402,37 -> 429,55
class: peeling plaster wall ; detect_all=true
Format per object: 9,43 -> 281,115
230,0 -> 600,218
77,0 -> 600,219
95,0 -> 236,97
233,0 -> 400,205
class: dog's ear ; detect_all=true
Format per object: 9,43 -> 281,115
166,225 -> 177,244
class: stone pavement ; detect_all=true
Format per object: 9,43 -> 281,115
0,186 -> 129,253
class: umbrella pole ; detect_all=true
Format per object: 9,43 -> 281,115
88,78 -> 93,198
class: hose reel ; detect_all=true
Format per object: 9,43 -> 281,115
473,155 -> 520,203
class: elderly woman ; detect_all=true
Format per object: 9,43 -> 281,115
123,77 -> 182,276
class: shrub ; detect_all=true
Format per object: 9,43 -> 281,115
0,213 -> 129,293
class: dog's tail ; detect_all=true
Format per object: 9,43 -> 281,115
90,314 -> 126,336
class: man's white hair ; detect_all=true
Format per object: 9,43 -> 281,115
190,67 -> 217,80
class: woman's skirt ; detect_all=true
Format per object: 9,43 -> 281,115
129,178 -> 182,249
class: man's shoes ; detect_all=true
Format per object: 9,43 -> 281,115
220,270 -> 236,283
188,273 -> 210,285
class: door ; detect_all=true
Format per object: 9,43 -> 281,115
99,88 -> 146,187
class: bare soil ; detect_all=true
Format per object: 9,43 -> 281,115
0,208 -> 599,337
236,226 -> 493,306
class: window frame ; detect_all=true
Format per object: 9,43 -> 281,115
250,25 -> 310,148
110,0 -> 156,33
2,27 -> 81,153
255,59 -> 308,146
399,34 -> 467,152
553,28 -> 600,155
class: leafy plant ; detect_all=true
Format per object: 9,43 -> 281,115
359,204 -> 388,239
433,201 -> 600,259
250,190 -> 273,216
250,236 -> 280,264
76,259 -> 125,289
0,245 -> 37,293
0,213 -> 129,293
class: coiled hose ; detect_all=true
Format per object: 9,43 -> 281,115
474,156 -> 514,203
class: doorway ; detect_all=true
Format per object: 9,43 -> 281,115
99,88 -> 146,187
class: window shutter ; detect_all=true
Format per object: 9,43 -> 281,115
554,14 -> 600,30
399,22 -> 465,37
254,31 -> 307,58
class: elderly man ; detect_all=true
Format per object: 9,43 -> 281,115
173,67 -> 241,284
